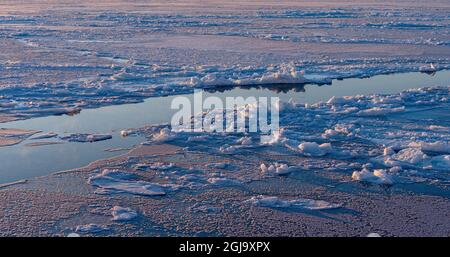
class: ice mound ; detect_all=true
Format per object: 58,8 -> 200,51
373,147 -> 449,171
235,64 -> 306,85
60,133 -> 112,143
188,63 -> 307,88
88,169 -> 167,196
298,142 -> 333,157
383,147 -> 395,156
260,130 -> 282,145
260,163 -> 276,175
352,168 -> 394,185
260,163 -> 299,176
409,141 -> 450,154
150,128 -> 176,142
393,148 -> 429,165
245,195 -> 341,210
111,206 -> 138,221
327,95 -> 356,105
120,130 -> 132,137
75,224 -> 108,234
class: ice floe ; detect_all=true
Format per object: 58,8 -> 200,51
408,141 -> 450,154
88,169 -> 169,196
60,133 -> 112,143
245,195 -> 341,210
428,155 -> 450,170
30,132 -> 58,140
298,142 -> 333,157
111,206 -> 138,221
0,128 -> 40,147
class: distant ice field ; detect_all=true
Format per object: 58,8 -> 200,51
0,1 -> 450,120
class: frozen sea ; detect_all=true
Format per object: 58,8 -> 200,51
0,70 -> 449,184
1,0 -> 450,120
0,1 -> 449,237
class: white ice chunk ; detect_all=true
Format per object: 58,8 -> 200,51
393,148 -> 429,164
152,128 -> 176,142
298,142 -> 333,157
260,130 -> 282,145
352,168 -> 394,185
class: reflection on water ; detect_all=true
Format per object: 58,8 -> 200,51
0,70 -> 449,184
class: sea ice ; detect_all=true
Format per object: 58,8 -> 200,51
261,163 -> 299,176
408,141 -> 450,154
60,133 -> 112,143
298,142 -> 333,157
245,195 -> 341,210
429,155 -> 450,170
0,128 -> 41,147
75,224 -> 108,234
148,162 -> 175,170
352,168 -> 394,185
88,169 -> 167,196
207,177 -> 242,187
393,148 -> 429,165
151,128 -> 176,142
356,106 -> 405,116
111,206 -> 138,221
30,132 -> 58,140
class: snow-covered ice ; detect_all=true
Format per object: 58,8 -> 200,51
111,206 -> 138,221
88,169 -> 168,196
245,195 -> 342,210
352,169 -> 394,185
0,1 -> 449,121
298,142 -> 333,157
